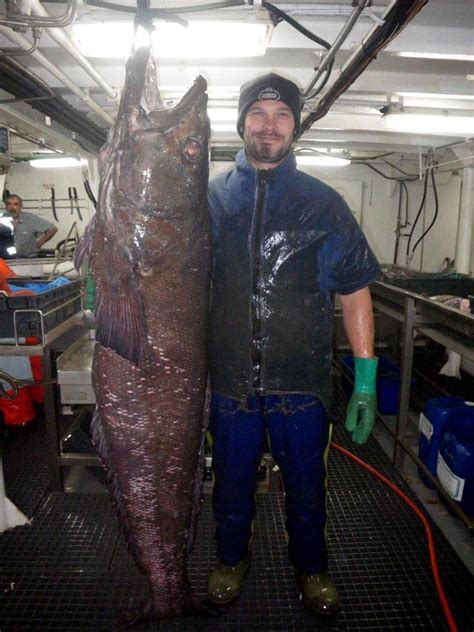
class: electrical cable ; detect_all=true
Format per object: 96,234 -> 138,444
393,180 -> 403,264
261,1 -> 330,49
405,166 -> 429,260
354,151 -> 395,161
331,441 -> 458,632
409,168 -> 439,261
0,371 -> 57,400
81,166 -> 98,207
356,162 -> 418,182
401,180 -> 409,228
301,59 -> 334,109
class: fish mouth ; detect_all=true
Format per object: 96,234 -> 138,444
138,47 -> 208,131
154,75 -> 208,132
120,47 -> 208,133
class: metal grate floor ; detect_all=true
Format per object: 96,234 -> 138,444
1,418 -> 474,631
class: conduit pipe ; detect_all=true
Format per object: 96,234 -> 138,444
299,0 -> 428,136
29,0 -> 118,101
0,26 -> 41,57
302,0 -> 369,99
454,165 -> 474,275
0,0 -> 76,29
0,26 -> 114,126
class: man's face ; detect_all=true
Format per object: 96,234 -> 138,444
243,100 -> 295,169
6,197 -> 22,219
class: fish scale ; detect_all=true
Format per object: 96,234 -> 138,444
75,46 -> 211,623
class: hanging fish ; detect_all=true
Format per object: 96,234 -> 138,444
75,46 -> 211,622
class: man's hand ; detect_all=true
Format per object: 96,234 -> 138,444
36,226 -> 58,250
345,357 -> 378,444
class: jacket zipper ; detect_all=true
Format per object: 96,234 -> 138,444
250,169 -> 266,394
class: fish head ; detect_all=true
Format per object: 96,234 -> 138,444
107,48 -> 210,225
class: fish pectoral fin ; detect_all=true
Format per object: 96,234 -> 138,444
95,273 -> 146,365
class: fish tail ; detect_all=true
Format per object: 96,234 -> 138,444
118,591 -> 212,625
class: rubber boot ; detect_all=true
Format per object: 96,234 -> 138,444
207,553 -> 251,606
296,571 -> 340,616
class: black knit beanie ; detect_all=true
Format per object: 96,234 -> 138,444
237,72 -> 301,138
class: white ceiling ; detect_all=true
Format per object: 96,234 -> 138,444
0,0 -> 473,164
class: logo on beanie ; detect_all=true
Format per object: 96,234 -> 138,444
258,87 -> 280,101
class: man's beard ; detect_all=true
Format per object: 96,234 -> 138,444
244,132 -> 293,165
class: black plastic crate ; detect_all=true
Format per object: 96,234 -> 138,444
382,273 -> 474,301
0,279 -> 82,339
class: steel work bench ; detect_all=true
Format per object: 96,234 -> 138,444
369,277 -> 474,532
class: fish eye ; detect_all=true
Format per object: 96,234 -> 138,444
182,137 -> 202,162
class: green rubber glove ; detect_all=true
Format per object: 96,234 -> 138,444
345,357 -> 378,445
85,270 -> 96,312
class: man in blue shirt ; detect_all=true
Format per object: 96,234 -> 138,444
207,73 -> 380,616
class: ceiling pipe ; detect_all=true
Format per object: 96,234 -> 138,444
29,0 -> 118,101
0,0 -> 76,29
299,0 -> 429,136
0,55 -> 107,150
0,26 -> 41,57
302,0 -> 370,100
0,103 -> 96,156
454,163 -> 473,276
0,25 -> 114,125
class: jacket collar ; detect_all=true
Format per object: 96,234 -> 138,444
235,148 -> 297,182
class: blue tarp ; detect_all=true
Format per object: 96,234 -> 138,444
8,276 -> 70,294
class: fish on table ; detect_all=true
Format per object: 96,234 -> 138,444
75,46 -> 212,623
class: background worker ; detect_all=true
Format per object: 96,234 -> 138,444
206,73 -> 381,615
4,194 -> 57,258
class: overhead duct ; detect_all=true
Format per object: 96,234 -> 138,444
0,56 -> 107,152
299,0 -> 429,136
0,25 -> 113,126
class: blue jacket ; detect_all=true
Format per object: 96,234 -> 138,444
208,149 -> 380,412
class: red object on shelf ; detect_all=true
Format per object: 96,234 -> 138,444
0,387 -> 35,426
26,336 -> 45,403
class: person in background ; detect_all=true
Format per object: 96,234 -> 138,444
206,73 -> 381,616
4,194 -> 57,258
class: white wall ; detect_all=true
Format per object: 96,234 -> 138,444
3,162 -> 98,249
395,171 -> 462,272
4,158 -> 465,273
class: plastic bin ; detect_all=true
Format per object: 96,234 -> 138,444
340,355 -> 401,415
437,406 -> 474,517
417,397 -> 466,489
0,279 -> 82,339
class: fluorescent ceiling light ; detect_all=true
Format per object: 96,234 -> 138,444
208,108 -> 238,122
29,157 -> 86,169
398,52 -> 474,62
211,124 -> 237,133
384,113 -> 474,135
73,22 -> 270,58
395,92 -> 474,101
296,155 -> 350,167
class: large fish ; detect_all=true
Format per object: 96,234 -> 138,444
75,47 -> 211,622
